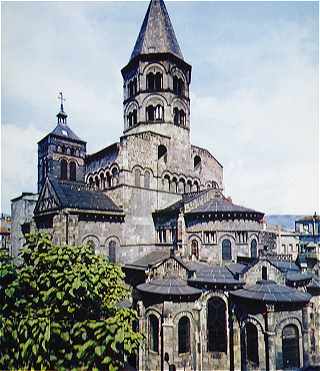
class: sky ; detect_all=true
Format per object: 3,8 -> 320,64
1,0 -> 319,215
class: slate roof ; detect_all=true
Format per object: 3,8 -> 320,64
49,177 -> 122,213
50,121 -> 84,143
155,189 -> 263,219
126,250 -> 170,269
137,278 -> 202,297
189,197 -> 261,215
268,259 -> 300,274
130,0 -> 183,61
86,143 -> 119,174
230,280 -> 311,304
286,272 -> 313,283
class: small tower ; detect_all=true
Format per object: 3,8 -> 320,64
121,0 -> 192,138
37,93 -> 87,192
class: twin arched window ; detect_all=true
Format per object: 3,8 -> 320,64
282,325 -> 300,369
147,105 -> 164,121
60,159 -> 77,181
207,298 -> 227,352
178,316 -> 190,354
147,72 -> 162,91
222,239 -> 232,260
173,108 -> 186,126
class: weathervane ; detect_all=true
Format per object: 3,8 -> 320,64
58,92 -> 66,112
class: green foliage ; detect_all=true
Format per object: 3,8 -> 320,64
0,232 -> 142,370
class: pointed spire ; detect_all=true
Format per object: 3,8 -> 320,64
57,92 -> 67,125
130,0 -> 183,61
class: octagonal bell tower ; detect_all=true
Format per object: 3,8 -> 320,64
121,0 -> 192,141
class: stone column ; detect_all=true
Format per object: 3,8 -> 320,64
302,304 -> 311,368
265,305 -> 276,371
162,312 -> 174,371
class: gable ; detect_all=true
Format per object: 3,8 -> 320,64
151,256 -> 189,280
244,259 -> 286,285
34,179 -> 61,215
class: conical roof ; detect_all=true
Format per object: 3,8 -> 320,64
130,0 -> 183,61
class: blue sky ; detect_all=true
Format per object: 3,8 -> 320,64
1,1 -> 319,215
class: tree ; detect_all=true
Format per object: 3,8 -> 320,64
0,232 -> 142,370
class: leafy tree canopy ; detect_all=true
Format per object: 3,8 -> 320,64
0,232 -> 142,370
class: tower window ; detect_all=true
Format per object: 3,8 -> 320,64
128,78 -> 137,98
180,110 -> 186,126
158,145 -> 167,162
69,161 -> 76,181
173,76 -> 184,96
147,105 -> 155,121
147,72 -> 162,91
191,240 -> 199,259
173,107 -> 179,125
155,105 -> 163,121
60,159 -> 68,180
178,316 -> 190,354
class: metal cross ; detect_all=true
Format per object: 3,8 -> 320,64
58,92 -> 66,112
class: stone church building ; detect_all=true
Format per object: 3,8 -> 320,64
11,0 -> 320,370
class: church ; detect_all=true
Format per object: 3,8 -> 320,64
11,0 -> 320,370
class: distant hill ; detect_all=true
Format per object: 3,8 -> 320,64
265,215 -> 304,232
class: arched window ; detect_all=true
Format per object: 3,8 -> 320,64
207,298 -> 227,352
171,178 -> 178,193
186,180 -> 192,193
106,173 -> 112,188
100,173 -> 105,189
147,105 -> 154,121
69,161 -> 76,181
60,159 -> 68,180
222,239 -> 232,260
173,107 -> 179,125
88,177 -> 94,189
112,167 -> 119,187
178,316 -> 190,354
246,323 -> 259,367
155,72 -> 162,90
133,109 -> 137,125
147,73 -> 155,91
144,170 -> 150,188
178,179 -> 185,193
149,315 -> 159,353
95,176 -> 100,190
262,266 -> 268,280
194,155 -> 201,170
127,112 -> 133,127
134,168 -> 141,187
158,145 -> 167,162
163,175 -> 170,192
191,240 -> 199,259
155,105 -> 163,121
251,239 -> 258,258
109,240 -> 117,263
282,325 -> 300,369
